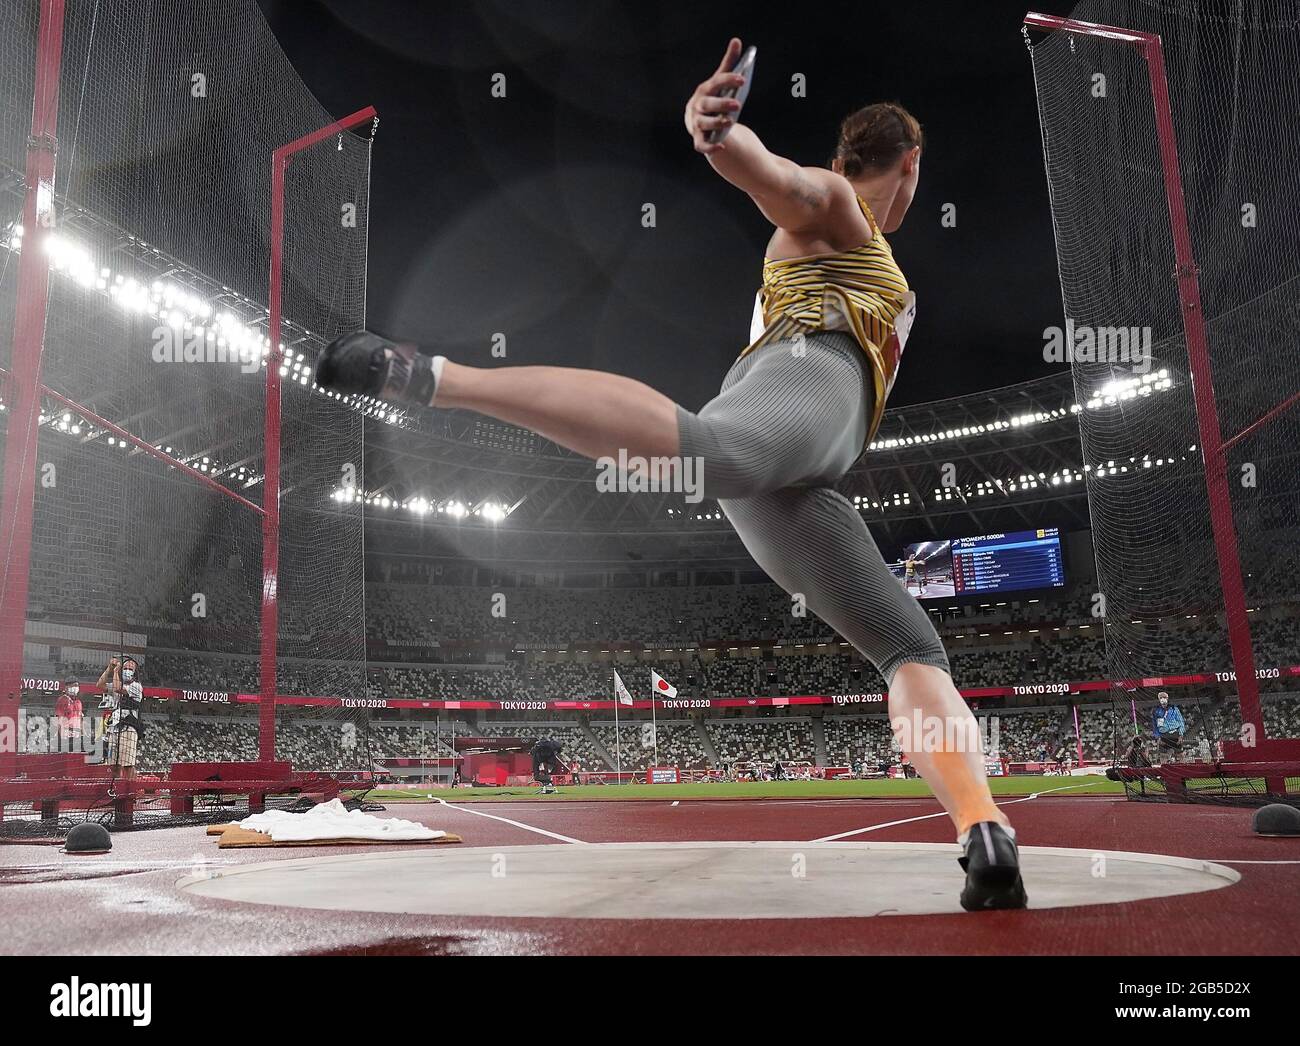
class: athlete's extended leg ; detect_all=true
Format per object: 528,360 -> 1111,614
438,361 -> 682,464
313,331 -> 680,465
313,330 -> 869,499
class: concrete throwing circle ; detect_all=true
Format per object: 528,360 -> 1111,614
175,841 -> 1237,914
177,842 -> 1239,919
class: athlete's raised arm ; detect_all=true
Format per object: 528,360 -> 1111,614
683,38 -> 852,235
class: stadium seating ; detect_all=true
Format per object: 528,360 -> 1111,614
15,530 -> 1300,776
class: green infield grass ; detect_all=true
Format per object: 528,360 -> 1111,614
359,774 -> 1123,802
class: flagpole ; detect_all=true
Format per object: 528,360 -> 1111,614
1073,703 -> 1083,767
613,670 -> 622,783
649,671 -> 660,767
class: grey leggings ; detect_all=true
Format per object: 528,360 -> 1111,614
676,330 -> 950,685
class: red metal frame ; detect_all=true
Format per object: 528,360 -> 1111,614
0,755 -> 342,827
0,0 -> 377,784
0,365 -> 267,516
1025,11 -> 1271,744
1220,388 -> 1300,455
0,0 -> 65,779
1112,758 -> 1299,801
262,105 -> 376,761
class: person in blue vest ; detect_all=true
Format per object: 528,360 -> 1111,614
1151,691 -> 1186,762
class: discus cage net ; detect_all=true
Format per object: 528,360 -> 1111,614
1024,0 -> 1300,804
0,0 -> 379,834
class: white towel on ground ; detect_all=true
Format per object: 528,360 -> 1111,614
238,798 -> 444,842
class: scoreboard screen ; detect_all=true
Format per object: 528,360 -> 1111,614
890,528 -> 1065,601
950,528 -> 1066,596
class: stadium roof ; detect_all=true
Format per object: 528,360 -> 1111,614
3,167 -> 1196,569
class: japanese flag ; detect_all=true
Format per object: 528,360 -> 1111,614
613,670 -> 634,706
650,670 -> 677,698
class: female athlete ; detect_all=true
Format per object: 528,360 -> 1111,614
315,38 -> 1026,909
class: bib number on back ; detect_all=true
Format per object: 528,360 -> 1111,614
892,291 -> 917,352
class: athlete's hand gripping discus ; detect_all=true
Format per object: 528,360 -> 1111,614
706,43 -> 756,144
314,330 -> 439,406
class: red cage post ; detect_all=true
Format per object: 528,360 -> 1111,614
262,106 -> 377,761
1024,11 -> 1272,749
0,0 -> 66,779
0,1 -> 376,775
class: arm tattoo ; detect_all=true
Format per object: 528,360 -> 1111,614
787,169 -> 830,210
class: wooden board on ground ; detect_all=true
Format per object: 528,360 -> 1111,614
209,824 -> 462,848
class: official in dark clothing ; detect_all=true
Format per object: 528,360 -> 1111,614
531,738 -> 565,792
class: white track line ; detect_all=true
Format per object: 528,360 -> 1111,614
1022,782 -> 1121,798
809,785 -> 1095,843
1202,859 -> 1300,864
433,798 -> 587,845
812,808 -> 952,841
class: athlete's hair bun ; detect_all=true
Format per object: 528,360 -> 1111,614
834,102 -> 924,178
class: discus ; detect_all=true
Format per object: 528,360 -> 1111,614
706,44 -> 756,144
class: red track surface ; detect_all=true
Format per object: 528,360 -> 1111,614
1,796 -> 1296,955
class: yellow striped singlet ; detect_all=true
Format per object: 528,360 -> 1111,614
739,194 -> 917,444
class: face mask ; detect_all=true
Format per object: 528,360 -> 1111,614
66,685 -> 79,697
122,669 -> 135,683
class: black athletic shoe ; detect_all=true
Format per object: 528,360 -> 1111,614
314,330 -> 440,406
958,821 -> 1028,911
